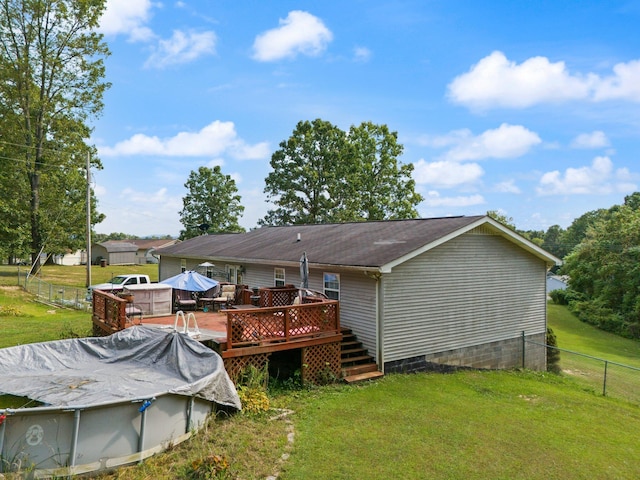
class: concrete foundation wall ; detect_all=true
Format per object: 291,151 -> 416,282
384,332 -> 547,374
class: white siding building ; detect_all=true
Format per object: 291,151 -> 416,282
157,216 -> 560,373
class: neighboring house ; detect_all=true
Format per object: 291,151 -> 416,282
91,241 -> 137,266
52,249 -> 86,266
547,274 -> 568,293
157,216 -> 561,373
126,239 -> 180,264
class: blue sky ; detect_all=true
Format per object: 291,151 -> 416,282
93,0 -> 640,237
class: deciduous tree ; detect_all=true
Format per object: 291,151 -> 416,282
179,166 -> 244,239
261,119 -> 346,225
261,119 -> 422,225
0,0 -> 110,269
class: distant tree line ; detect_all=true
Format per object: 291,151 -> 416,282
548,193 -> 640,339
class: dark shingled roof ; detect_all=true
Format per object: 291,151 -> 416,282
157,216 -> 489,268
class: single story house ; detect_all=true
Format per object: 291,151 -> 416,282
126,238 -> 181,264
52,249 -> 86,266
91,241 -> 137,266
157,216 -> 561,373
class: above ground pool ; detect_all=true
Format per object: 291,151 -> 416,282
0,326 -> 241,478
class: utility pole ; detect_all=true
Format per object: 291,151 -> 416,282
86,151 -> 92,288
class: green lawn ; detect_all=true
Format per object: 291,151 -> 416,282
548,303 -> 640,368
278,371 -> 640,480
0,264 -> 159,288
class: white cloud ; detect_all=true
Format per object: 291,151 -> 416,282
448,51 -> 592,109
493,179 -> 521,194
144,30 -> 217,68
353,46 -> 372,62
570,131 -> 610,149
99,0 -> 155,42
442,124 -> 541,162
413,159 -> 484,187
594,59 -> 640,101
252,11 -> 333,62
422,191 -> 485,207
448,52 -> 640,110
95,187 -> 183,236
418,124 -> 540,162
99,121 -> 270,160
537,156 -> 636,195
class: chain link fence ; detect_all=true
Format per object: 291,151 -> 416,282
525,337 -> 640,405
17,270 -> 91,312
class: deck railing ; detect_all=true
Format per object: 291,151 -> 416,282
258,285 -> 299,307
225,299 -> 340,350
92,290 -> 129,334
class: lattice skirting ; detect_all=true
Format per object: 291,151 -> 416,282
224,353 -> 271,384
302,342 -> 341,385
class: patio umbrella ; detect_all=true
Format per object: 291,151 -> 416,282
299,251 -> 309,289
160,270 -> 219,292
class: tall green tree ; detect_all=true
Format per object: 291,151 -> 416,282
0,0 -> 110,269
558,208 -> 610,259
179,166 -> 245,239
541,224 -> 565,259
261,119 -> 346,225
338,122 -> 422,221
261,119 -> 422,225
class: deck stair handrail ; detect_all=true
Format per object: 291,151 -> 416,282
226,299 -> 339,350
173,311 -> 201,338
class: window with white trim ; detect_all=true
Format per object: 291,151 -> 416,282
323,272 -> 340,300
274,268 -> 285,287
180,259 -> 186,273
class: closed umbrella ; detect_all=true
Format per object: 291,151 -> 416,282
299,252 -> 309,289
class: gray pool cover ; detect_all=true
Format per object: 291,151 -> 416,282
0,326 -> 241,410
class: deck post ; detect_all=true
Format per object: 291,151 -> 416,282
69,409 -> 81,467
284,309 -> 290,342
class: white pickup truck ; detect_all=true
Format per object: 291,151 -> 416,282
87,274 -> 151,300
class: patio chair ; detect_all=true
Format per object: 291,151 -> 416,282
175,289 -> 197,311
213,284 -> 236,310
198,285 -> 219,311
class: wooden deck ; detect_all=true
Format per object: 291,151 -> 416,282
91,289 -> 343,384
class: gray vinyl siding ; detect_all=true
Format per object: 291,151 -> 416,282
382,229 -> 547,363
330,270 -> 378,360
158,256 -> 182,281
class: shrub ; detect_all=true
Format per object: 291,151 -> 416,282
185,454 -> 232,480
549,288 -> 584,306
569,300 -> 627,336
546,328 -> 561,374
236,364 -> 270,415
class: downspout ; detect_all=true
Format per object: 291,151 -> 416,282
377,274 -> 385,373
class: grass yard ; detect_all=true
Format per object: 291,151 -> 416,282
0,264 -> 159,289
277,371 -> 640,480
548,303 -> 640,404
0,286 -> 92,348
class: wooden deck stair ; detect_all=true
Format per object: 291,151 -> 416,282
340,327 -> 384,383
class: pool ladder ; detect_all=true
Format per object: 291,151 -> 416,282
173,311 -> 201,338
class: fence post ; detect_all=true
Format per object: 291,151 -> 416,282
522,331 -> 526,368
603,360 -> 608,397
